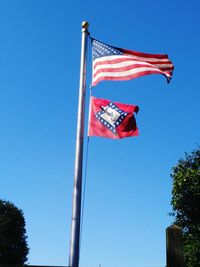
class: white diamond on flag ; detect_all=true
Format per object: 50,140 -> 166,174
95,102 -> 128,134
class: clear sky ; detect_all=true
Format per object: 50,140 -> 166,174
0,1 -> 199,267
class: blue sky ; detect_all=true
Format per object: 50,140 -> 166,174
0,1 -> 199,267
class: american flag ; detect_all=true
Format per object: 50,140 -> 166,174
92,38 -> 174,86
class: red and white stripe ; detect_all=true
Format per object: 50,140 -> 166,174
92,50 -> 174,86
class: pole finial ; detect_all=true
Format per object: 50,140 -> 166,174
82,21 -> 89,30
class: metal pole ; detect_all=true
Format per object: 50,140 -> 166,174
69,21 -> 89,267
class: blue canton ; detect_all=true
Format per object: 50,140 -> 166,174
95,102 -> 128,134
92,39 -> 123,61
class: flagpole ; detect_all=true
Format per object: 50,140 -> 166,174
69,21 -> 89,267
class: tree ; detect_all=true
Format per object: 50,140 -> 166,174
170,148 -> 200,267
0,199 -> 29,265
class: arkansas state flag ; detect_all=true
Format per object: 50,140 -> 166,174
88,96 -> 139,139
